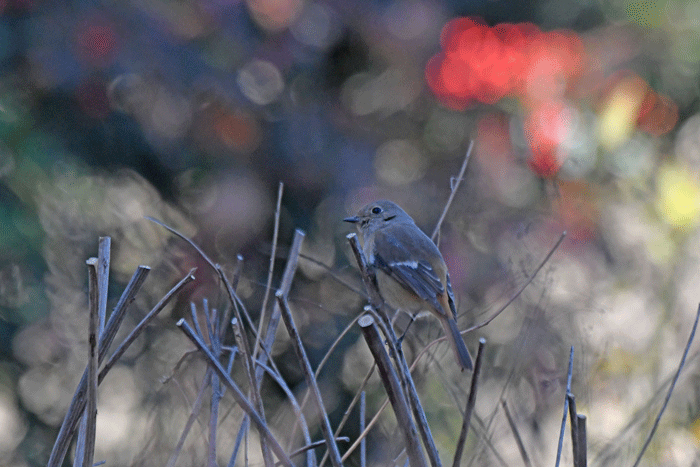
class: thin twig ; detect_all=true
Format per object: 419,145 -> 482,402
208,305 -> 223,467
360,390 -> 367,467
166,368 -> 213,467
256,182 -> 284,355
276,292 -> 344,467
275,438 -> 349,465
177,318 -> 294,467
555,346 -> 575,467
501,401 -> 532,467
592,351 -> 700,465
315,314 -> 361,381
218,254 -> 244,340
146,217 -> 217,270
453,338 -> 486,467
467,414 -> 509,467
203,299 -> 215,347
359,315 -> 428,467
298,253 -> 366,296
254,360 -> 314,459
47,265 -> 151,467
254,230 -> 305,375
632,303 -> 700,467
295,313 -> 361,456
325,362 -> 376,467
227,417 -> 249,467
466,231 -> 566,333
191,302 -> 204,344
431,140 -> 474,242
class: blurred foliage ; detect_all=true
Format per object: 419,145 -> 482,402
1,0 -> 700,465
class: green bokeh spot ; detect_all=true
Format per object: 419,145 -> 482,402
625,0 -> 663,28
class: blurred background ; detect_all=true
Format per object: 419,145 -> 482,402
1,0 -> 700,465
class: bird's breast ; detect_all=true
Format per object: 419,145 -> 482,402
375,270 -> 426,313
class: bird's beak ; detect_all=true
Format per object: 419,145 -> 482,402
343,216 -> 360,223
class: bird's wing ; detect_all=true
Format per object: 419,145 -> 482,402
372,225 -> 448,315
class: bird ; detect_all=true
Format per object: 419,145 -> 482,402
345,200 -> 473,371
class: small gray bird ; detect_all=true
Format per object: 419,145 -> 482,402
345,200 -> 473,371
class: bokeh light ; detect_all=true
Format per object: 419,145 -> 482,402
656,164 -> 700,230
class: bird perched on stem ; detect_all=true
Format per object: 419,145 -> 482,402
345,200 -> 473,371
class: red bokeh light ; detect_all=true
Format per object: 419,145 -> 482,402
75,16 -> 118,66
524,100 -> 572,178
428,17 -> 679,179
426,18 -> 585,110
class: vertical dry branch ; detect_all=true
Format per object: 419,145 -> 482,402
207,305 -> 224,467
78,259 -> 100,467
276,292 -> 344,467
47,265 -> 151,467
555,347 -> 575,467
254,229 -> 305,383
227,416 -> 249,467
74,252 -> 106,467
359,315 -> 428,467
567,393 -> 579,467
452,338 -> 486,467
97,237 -> 111,333
576,415 -> 587,467
255,181 -> 284,356
360,391 -> 366,467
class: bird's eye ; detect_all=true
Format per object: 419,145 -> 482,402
371,206 -> 382,214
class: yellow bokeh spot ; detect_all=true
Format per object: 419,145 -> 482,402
597,76 -> 646,151
691,417 -> 700,443
656,165 -> 700,230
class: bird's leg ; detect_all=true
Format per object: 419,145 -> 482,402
396,311 -> 418,347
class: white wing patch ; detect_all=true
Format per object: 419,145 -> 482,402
390,260 -> 420,269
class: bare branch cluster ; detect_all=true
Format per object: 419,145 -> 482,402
46,148 -> 700,467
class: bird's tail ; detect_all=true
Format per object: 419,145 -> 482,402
440,316 -> 473,371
